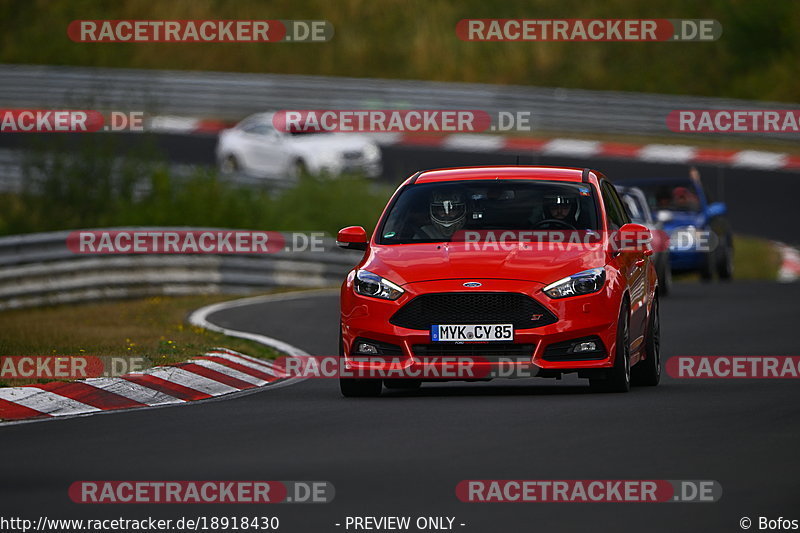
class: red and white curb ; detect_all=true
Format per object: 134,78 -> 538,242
776,243 -> 800,283
147,115 -> 800,172
0,290 -> 330,425
0,348 -> 284,423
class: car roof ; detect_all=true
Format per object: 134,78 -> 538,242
412,166 -> 603,185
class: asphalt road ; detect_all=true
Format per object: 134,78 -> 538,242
2,281 -> 799,533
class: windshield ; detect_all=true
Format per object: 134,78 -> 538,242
378,180 -> 600,244
629,179 -> 702,213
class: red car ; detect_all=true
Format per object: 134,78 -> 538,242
336,166 -> 660,396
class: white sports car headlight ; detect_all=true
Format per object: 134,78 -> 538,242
354,270 -> 404,300
543,268 -> 606,299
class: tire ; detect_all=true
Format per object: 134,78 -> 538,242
338,328 -> 382,397
699,252 -> 714,282
219,154 -> 239,175
290,159 -> 308,180
384,379 -> 422,390
717,239 -> 734,281
590,303 -> 631,393
631,296 -> 661,386
657,257 -> 672,297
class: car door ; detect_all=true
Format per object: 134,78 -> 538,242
238,122 -> 285,175
602,181 -> 648,346
259,122 -> 296,175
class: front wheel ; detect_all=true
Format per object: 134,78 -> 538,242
289,159 -> 308,180
219,154 -> 240,175
590,303 -> 631,393
657,257 -> 671,297
699,252 -> 714,282
631,296 -> 661,386
717,240 -> 734,280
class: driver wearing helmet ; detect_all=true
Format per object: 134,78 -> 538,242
416,189 -> 467,239
538,191 -> 580,228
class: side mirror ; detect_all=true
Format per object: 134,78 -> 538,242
337,226 -> 368,251
707,202 -> 727,218
614,223 -> 652,253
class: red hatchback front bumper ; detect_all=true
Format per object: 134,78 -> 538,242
340,275 -> 624,380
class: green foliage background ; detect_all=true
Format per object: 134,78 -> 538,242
0,0 -> 797,101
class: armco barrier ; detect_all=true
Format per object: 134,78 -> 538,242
0,228 -> 359,310
1,64 -> 798,142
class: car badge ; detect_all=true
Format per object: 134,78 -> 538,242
531,314 -> 543,321
463,282 -> 482,288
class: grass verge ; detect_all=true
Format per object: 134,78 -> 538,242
0,293 -> 285,387
733,234 -> 782,280
665,233 -> 781,283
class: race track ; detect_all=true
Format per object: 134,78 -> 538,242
2,281 -> 799,532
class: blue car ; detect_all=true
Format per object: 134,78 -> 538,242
618,175 -> 733,281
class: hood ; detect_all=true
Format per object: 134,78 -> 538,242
361,242 -> 609,286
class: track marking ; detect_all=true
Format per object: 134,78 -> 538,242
0,387 -> 100,416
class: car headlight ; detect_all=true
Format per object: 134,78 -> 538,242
363,143 -> 381,160
543,268 -> 606,299
354,270 -> 404,300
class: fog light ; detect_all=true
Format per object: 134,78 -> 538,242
573,341 -> 597,353
356,342 -> 379,355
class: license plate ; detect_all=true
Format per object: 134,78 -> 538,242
431,324 -> 514,342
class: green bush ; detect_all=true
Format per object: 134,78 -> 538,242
0,138 -> 394,236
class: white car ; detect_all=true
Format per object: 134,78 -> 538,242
216,112 -> 382,180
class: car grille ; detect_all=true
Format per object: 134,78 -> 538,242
413,343 -> 535,363
390,292 -> 557,330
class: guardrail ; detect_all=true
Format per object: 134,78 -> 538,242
0,228 -> 358,310
2,64 -> 798,142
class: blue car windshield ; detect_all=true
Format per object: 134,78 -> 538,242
377,180 -> 600,244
